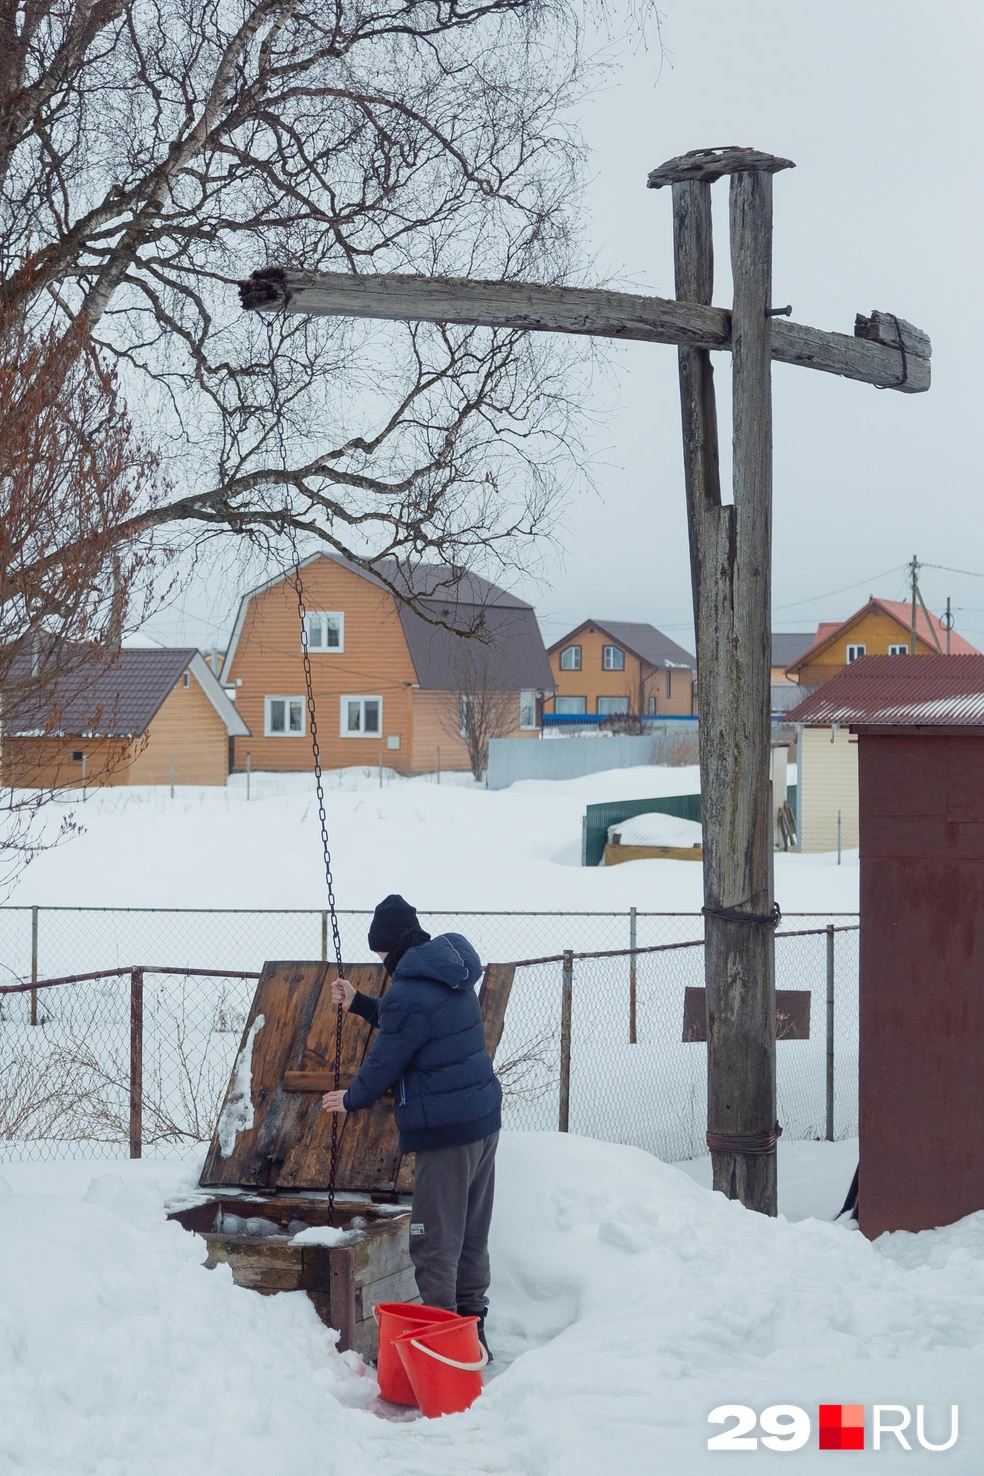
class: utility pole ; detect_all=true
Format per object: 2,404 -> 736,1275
944,597 -> 953,655
910,555 -> 919,655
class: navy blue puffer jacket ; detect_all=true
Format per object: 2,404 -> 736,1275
341,933 -> 502,1152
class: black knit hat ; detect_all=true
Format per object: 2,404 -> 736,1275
368,894 -> 426,952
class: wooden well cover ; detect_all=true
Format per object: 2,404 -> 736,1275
200,961 -> 514,1194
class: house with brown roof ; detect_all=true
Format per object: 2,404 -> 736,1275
2,647 -> 249,789
545,620 -> 696,719
220,554 -> 554,773
785,599 -> 979,691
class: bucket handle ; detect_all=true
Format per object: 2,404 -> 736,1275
407,1337 -> 489,1373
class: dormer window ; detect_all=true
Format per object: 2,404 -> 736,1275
559,645 -> 581,671
602,645 -> 625,671
304,612 -> 344,651
846,643 -> 866,664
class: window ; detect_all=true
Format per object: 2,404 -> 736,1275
602,645 -> 625,671
665,668 -> 672,699
266,696 -> 305,736
647,696 -> 657,715
846,644 -> 867,664
555,696 -> 586,715
71,750 -> 84,763
341,695 -> 381,737
519,689 -> 538,730
888,643 -> 910,656
459,695 -> 475,737
181,671 -> 190,688
559,645 -> 581,671
597,696 -> 629,716
304,611 -> 344,651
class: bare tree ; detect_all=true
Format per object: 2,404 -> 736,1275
0,0 -> 609,620
441,643 -> 520,779
0,318 -> 164,888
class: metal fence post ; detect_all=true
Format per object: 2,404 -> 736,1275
629,907 -> 638,1044
825,925 -> 835,1142
559,950 -> 573,1132
30,905 -> 38,1026
130,969 -> 144,1158
321,910 -> 328,963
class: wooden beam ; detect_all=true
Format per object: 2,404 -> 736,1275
649,146 -> 795,188
238,269 -> 929,393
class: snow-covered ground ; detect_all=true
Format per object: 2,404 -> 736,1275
4,763 -> 858,914
2,1133 -> 981,1473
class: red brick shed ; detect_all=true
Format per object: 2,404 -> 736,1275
789,655 -> 984,1238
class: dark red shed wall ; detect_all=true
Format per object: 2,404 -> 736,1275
858,731 -> 984,1238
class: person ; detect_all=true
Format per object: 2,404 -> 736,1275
321,894 -> 501,1357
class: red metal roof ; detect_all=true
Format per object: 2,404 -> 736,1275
787,654 -> 984,727
786,599 -> 979,671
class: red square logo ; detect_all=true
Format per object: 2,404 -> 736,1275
819,1405 -> 865,1450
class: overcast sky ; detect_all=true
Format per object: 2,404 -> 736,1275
142,0 -> 983,657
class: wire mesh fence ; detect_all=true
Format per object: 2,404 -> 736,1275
0,906 -> 858,1165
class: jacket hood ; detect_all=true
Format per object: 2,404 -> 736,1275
394,932 -> 482,990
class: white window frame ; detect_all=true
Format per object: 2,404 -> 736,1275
846,643 -> 867,664
888,643 -> 910,656
519,689 -> 538,730
597,695 -> 629,716
303,611 -> 344,652
265,695 -> 306,737
559,645 -> 582,671
459,694 -> 475,738
341,694 -> 382,738
555,695 -> 586,715
602,645 -> 625,671
181,671 -> 190,688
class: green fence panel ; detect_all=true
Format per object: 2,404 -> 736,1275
582,783 -> 797,866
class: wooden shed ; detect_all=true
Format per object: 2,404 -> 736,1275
789,655 -> 984,1238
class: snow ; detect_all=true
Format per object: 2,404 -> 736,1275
607,812 -> 703,847
290,1223 -> 364,1247
1,1134 -> 982,1473
4,762 -> 857,916
216,1013 -> 264,1157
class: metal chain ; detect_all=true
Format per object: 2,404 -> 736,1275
264,315 -> 345,1215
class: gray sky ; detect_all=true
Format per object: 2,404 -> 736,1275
143,0 -> 984,658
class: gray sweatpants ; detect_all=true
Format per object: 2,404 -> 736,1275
408,1131 -> 498,1313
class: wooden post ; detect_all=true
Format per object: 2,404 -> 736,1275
826,925 -> 835,1142
558,950 -> 573,1132
673,164 -> 778,1215
628,907 -> 638,1044
130,968 -> 144,1158
30,904 -> 38,1026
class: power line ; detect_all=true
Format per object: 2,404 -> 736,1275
772,564 -> 905,614
921,562 -> 984,581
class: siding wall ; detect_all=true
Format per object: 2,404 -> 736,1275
797,723 -> 859,852
411,690 -> 539,773
127,677 -> 230,785
795,612 -> 937,688
549,625 -> 695,715
1,736 -> 133,789
226,559 -> 418,773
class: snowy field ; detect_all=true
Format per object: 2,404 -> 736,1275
2,1134 -> 982,1474
3,763 -> 859,914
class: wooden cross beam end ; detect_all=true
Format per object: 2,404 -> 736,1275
648,147 -> 796,190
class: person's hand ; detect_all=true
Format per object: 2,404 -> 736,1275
321,1090 -> 347,1114
331,977 -> 356,1011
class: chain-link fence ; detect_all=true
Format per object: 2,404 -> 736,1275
0,906 -> 858,1165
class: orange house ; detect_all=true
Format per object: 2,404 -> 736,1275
2,647 -> 249,788
786,599 -> 979,691
221,554 -> 554,773
545,620 -> 696,718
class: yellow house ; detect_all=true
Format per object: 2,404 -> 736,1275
786,598 -> 979,691
545,620 -> 696,718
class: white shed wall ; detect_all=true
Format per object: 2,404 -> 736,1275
797,724 -> 859,853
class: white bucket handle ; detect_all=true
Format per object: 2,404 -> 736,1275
408,1336 -> 489,1373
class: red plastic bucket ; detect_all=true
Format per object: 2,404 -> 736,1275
373,1302 -> 460,1405
394,1314 -> 487,1417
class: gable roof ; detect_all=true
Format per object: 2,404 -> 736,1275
786,598 -> 979,673
5,647 -> 249,738
223,552 -> 553,692
771,632 -> 814,668
787,654 -> 984,728
549,619 -> 695,669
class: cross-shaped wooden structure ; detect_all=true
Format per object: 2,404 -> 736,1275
240,146 -> 930,1216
